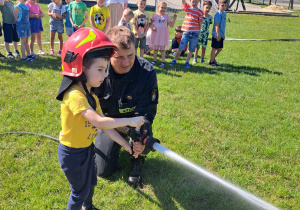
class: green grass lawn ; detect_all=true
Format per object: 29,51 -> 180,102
1,2 -> 300,209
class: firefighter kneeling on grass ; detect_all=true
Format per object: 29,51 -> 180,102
94,26 -> 159,188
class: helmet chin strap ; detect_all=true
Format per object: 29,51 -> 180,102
79,73 -> 97,110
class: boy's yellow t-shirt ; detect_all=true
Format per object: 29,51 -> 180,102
59,85 -> 102,148
90,5 -> 110,31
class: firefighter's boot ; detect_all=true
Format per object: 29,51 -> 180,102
128,156 -> 145,188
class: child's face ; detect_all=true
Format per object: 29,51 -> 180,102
175,31 -> 183,38
203,5 -> 212,14
137,0 -> 146,11
19,0 -> 26,4
190,0 -> 200,8
65,0 -> 73,4
97,0 -> 105,7
85,58 -> 109,88
158,3 -> 167,15
218,3 -> 227,12
124,13 -> 134,23
28,0 -> 36,4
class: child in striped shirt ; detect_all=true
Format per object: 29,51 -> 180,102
169,0 -> 203,68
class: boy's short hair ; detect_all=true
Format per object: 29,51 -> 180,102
107,26 -> 135,49
175,26 -> 183,33
123,8 -> 134,17
219,0 -> 227,4
203,0 -> 213,6
83,49 -> 113,70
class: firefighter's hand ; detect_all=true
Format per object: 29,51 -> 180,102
129,116 -> 145,128
132,142 -> 145,158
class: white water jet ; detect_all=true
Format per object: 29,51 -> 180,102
152,142 -> 278,210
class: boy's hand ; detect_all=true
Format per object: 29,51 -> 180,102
129,116 -> 145,128
152,26 -> 157,32
123,142 -> 133,155
173,13 -> 177,19
35,14 -> 39,18
217,34 -> 221,41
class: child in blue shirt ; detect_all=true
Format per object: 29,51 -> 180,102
64,0 -> 73,36
209,0 -> 227,67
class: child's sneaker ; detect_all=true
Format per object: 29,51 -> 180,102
22,57 -> 33,62
7,52 -> 15,59
57,50 -> 62,56
28,54 -> 39,59
38,50 -> 46,55
50,49 -> 55,55
192,59 -> 197,65
14,50 -> 20,58
184,62 -> 191,69
159,62 -> 165,68
201,59 -> 206,65
209,61 -> 219,67
169,59 -> 177,66
214,59 -> 220,66
151,61 -> 156,65
0,53 -> 5,59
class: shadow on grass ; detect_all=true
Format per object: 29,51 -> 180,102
158,62 -> 283,77
0,56 -> 62,73
102,151 -> 265,210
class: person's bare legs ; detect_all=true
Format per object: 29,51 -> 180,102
36,31 -> 43,51
30,33 -> 37,55
50,31 -> 56,51
139,48 -> 144,58
58,33 -> 63,50
160,50 -> 165,63
152,49 -> 158,63
209,48 -> 217,63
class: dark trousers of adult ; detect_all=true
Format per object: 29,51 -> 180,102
58,143 -> 97,210
94,129 -> 122,177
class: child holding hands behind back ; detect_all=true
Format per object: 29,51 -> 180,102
56,28 -> 145,210
149,1 -> 176,68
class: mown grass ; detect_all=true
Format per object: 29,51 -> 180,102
0,1 -> 300,209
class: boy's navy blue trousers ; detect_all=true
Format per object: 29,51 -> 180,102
58,143 -> 97,210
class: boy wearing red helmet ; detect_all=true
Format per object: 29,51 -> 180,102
56,27 -> 145,210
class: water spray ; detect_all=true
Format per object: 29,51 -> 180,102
126,127 -> 278,210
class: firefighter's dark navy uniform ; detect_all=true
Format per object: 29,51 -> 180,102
94,55 -> 158,178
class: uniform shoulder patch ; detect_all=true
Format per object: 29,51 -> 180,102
151,88 -> 158,102
137,56 -> 155,72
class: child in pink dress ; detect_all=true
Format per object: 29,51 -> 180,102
26,0 -> 45,56
150,1 -> 176,67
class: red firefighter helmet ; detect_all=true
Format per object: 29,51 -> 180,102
60,27 -> 117,77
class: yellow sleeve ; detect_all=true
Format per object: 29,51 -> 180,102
105,6 -> 110,17
65,90 -> 91,115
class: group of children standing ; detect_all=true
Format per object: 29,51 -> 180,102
0,0 -> 227,67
